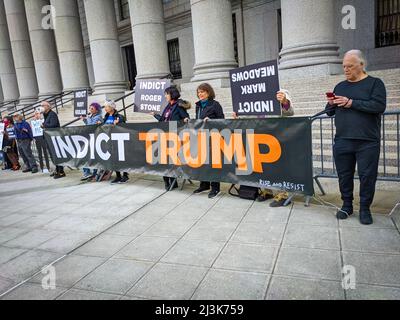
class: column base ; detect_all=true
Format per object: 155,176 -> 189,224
17,96 -> 38,108
191,60 -> 237,84
279,42 -> 342,78
279,63 -> 343,80
93,81 -> 128,100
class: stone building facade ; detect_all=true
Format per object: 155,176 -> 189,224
0,0 -> 399,106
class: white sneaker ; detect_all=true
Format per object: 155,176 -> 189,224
42,169 -> 49,174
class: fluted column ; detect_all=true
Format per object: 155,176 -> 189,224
129,0 -> 170,79
190,0 -> 237,83
50,0 -> 89,91
4,0 -> 38,105
0,0 -> 19,102
24,0 -> 63,98
279,0 -> 342,76
83,0 -> 127,96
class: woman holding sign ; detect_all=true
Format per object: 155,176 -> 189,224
233,90 -> 295,207
152,86 -> 191,191
193,83 -> 225,199
31,108 -> 50,174
80,102 -> 103,181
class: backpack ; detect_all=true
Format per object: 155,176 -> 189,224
229,184 -> 260,200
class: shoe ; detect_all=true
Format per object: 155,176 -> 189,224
80,174 -> 92,181
256,193 -> 274,202
53,172 -> 66,179
22,168 -> 32,173
270,194 -> 291,207
42,169 -> 49,174
119,176 -> 129,184
31,168 -> 39,174
336,205 -> 353,220
193,186 -> 210,194
360,208 -> 373,225
208,190 -> 220,199
111,177 -> 121,184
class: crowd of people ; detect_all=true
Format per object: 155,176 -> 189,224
0,49 -> 387,224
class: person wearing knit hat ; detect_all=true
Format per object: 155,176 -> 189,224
80,102 -> 103,181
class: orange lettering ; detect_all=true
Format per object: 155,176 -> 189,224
248,134 -> 281,173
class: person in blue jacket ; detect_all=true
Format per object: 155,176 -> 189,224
80,102 -> 103,181
14,114 -> 38,174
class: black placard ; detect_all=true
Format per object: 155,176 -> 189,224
230,60 -> 281,116
134,79 -> 172,114
74,89 -> 88,117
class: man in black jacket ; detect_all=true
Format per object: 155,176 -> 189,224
42,101 -> 66,179
326,50 -> 386,225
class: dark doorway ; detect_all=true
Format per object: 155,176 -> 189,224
124,44 -> 137,90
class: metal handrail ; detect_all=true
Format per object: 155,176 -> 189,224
62,90 -> 136,128
8,91 -> 71,120
311,110 -> 400,195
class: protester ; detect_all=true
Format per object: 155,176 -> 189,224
103,100 -> 129,184
152,86 -> 190,191
233,90 -> 295,207
31,108 -> 50,174
42,101 -> 66,179
80,102 -> 103,181
1,116 -> 20,171
326,49 -> 387,225
14,114 -> 38,174
192,83 -> 225,199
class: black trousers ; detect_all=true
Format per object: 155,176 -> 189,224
35,136 -> 50,170
116,171 -> 128,178
43,138 -> 64,174
200,181 -> 220,192
333,138 -> 380,208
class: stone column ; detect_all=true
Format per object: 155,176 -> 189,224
129,0 -> 170,79
0,0 -> 19,102
83,0 -> 127,97
4,0 -> 38,105
190,0 -> 237,85
24,0 -> 63,98
279,0 -> 342,77
50,0 -> 89,91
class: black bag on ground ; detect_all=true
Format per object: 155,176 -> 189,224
229,184 -> 260,200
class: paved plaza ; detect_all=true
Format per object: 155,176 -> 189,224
0,170 -> 399,300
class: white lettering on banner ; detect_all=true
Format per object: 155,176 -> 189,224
51,136 -> 62,158
231,66 -> 275,83
237,101 -> 274,113
89,133 -> 95,159
71,136 -> 89,159
56,136 -> 76,158
51,133 -> 131,162
111,133 -> 130,161
139,82 -> 167,90
96,133 -> 111,160
259,179 -> 305,192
